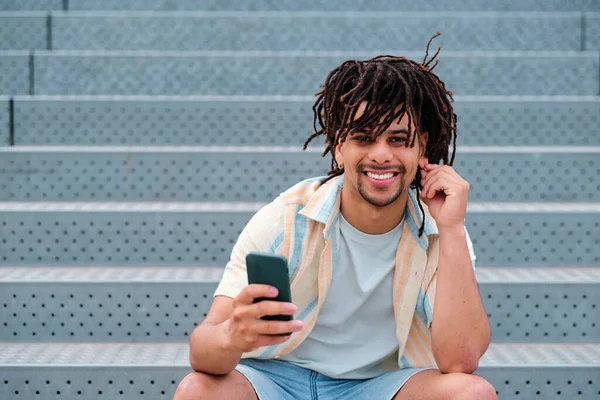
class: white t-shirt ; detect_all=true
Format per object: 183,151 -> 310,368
280,214 -> 404,379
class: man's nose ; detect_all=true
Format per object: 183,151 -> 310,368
368,139 -> 393,164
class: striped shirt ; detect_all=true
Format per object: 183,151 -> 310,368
215,175 -> 476,368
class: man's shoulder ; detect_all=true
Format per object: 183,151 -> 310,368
278,176 -> 330,206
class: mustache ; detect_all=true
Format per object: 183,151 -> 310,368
358,164 -> 407,174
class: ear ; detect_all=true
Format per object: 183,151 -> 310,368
335,139 -> 345,167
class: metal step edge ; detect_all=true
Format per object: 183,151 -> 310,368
0,10 -> 589,18
10,94 -> 600,102
0,266 -> 599,283
0,342 -> 598,366
2,145 -> 600,154
24,49 -> 600,57
0,202 -> 599,213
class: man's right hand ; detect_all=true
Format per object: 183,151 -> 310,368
222,284 -> 304,353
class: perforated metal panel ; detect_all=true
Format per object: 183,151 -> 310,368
479,344 -> 600,399
0,1 -> 62,11
0,366 -> 186,400
51,12 -> 582,51
0,149 -> 599,202
0,207 -> 598,266
0,13 -> 47,50
586,13 -> 600,50
1,267 -> 599,342
0,208 -> 250,266
12,97 -> 600,146
466,210 -> 600,266
0,343 -> 189,400
66,0 -> 600,12
0,343 -> 598,400
0,52 -> 30,95
0,281 -> 216,342
32,51 -> 600,96
0,96 -> 9,145
455,98 -> 600,146
0,149 -> 326,201
13,97 -> 315,146
483,283 -> 599,342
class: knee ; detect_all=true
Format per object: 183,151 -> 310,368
453,375 -> 497,400
173,372 -> 220,400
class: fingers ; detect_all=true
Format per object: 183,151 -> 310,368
253,319 -> 304,336
228,318 -> 304,352
235,284 -> 278,305
420,165 -> 468,199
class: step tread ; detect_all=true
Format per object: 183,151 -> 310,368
1,266 -> 599,283
0,342 -> 598,366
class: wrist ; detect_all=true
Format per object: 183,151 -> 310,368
437,224 -> 466,237
218,319 -> 236,353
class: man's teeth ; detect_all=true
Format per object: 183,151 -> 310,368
366,172 -> 394,180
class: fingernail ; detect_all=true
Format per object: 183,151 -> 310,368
293,321 -> 304,329
269,287 -> 278,296
286,304 -> 297,313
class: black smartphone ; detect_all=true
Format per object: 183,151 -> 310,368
246,252 -> 293,323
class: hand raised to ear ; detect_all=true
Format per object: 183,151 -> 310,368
419,158 -> 470,230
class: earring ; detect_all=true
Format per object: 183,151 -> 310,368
338,161 -> 344,170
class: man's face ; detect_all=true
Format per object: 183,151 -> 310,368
335,103 -> 427,208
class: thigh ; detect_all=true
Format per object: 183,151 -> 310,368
236,359 -> 312,400
393,369 -> 497,400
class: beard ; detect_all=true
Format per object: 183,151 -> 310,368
356,164 -> 407,207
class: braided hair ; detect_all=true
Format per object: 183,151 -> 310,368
303,34 -> 457,236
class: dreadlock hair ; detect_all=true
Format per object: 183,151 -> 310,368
303,33 -> 457,237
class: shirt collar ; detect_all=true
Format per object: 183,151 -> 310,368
299,175 -> 438,242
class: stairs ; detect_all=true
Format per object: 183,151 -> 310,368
1,1 -> 599,399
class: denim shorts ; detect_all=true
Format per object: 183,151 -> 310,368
235,358 -> 431,400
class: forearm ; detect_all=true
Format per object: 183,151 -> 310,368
189,319 -> 243,375
431,226 -> 491,373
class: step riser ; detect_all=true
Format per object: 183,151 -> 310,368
0,366 -> 188,400
477,367 -> 600,400
1,14 -> 591,51
8,98 -> 600,147
1,152 -> 599,202
0,366 -> 598,400
0,211 -> 598,267
2,53 -> 599,96
1,281 -> 598,342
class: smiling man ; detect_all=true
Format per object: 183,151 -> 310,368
174,42 -> 496,400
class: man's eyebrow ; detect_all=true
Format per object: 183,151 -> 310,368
388,129 -> 410,135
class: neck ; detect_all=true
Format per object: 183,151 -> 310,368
339,186 -> 409,235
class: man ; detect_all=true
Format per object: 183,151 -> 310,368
174,41 -> 496,399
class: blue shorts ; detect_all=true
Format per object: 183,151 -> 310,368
235,358 -> 431,400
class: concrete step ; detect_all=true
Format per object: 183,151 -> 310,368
1,146 -> 599,202
1,11 -> 593,51
0,342 -> 598,399
5,95 -> 600,147
3,0 -> 600,12
0,202 -> 598,267
0,266 -> 598,342
1,50 -> 598,96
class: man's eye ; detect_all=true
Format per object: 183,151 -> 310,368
355,136 -> 372,143
391,137 -> 407,143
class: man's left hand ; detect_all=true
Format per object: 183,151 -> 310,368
419,158 -> 470,230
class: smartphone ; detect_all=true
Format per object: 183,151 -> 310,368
246,252 -> 293,323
